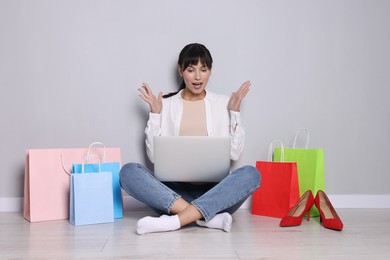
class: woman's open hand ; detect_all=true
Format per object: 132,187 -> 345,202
138,83 -> 163,114
228,80 -> 251,112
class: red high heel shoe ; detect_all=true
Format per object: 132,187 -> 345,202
315,190 -> 343,231
280,190 -> 315,227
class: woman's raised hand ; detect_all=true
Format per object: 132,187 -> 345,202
138,83 -> 163,114
228,80 -> 251,112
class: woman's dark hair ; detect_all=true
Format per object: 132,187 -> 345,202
163,43 -> 213,98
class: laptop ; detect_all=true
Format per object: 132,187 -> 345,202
153,136 -> 231,182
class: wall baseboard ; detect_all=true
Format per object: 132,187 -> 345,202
0,198 -> 24,212
2,195 -> 390,212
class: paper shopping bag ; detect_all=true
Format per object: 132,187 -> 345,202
252,140 -> 300,218
70,166 -> 114,226
72,162 -> 122,219
72,142 -> 122,219
23,146 -> 121,222
273,129 -> 325,217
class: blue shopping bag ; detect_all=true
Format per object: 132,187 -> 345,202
72,162 -> 123,219
72,142 -> 123,219
70,167 -> 114,226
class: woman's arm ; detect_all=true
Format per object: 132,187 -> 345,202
144,112 -> 161,163
228,81 -> 250,160
138,83 -> 163,163
229,110 -> 245,161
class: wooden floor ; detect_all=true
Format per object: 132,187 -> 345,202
1,208 -> 389,259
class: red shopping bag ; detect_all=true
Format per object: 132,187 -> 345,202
251,140 -> 300,218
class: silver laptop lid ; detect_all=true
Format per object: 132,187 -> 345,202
153,136 -> 231,182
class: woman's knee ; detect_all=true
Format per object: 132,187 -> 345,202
119,162 -> 136,178
119,162 -> 148,185
236,165 -> 261,188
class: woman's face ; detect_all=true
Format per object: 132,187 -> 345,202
180,61 -> 211,100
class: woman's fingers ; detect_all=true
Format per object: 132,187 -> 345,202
235,81 -> 251,101
228,81 -> 251,112
142,82 -> 153,95
138,83 -> 155,102
237,81 -> 251,96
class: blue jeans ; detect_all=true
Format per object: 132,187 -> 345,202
119,163 -> 261,221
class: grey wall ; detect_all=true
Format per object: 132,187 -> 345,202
1,0 -> 389,198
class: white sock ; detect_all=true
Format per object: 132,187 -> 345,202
137,215 -> 181,235
196,212 -> 233,232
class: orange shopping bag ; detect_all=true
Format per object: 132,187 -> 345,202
252,140 -> 300,218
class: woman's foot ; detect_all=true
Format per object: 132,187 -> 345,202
196,212 -> 233,232
137,215 -> 181,235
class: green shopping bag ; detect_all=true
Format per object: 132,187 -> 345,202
273,129 -> 325,217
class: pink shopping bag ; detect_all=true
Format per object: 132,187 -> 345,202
23,147 -> 121,222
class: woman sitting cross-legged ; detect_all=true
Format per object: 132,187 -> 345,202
120,43 -> 261,235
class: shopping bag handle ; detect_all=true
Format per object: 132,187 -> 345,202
293,128 -> 310,149
87,142 -> 106,162
60,153 -> 72,176
268,140 -> 284,162
81,155 -> 101,174
60,153 -> 102,176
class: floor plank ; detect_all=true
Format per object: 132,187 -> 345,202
1,209 -> 390,259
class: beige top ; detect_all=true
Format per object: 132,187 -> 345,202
179,99 -> 208,136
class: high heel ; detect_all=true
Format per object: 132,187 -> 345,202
280,190 -> 315,227
315,190 -> 343,231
